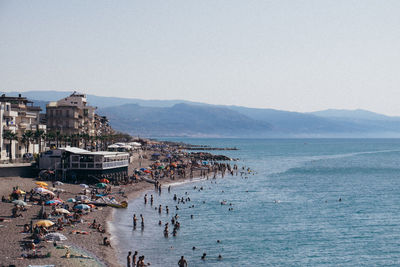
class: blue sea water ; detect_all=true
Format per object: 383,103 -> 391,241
111,139 -> 400,266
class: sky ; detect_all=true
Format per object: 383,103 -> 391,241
1,0 -> 400,115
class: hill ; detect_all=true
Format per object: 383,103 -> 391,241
2,90 -> 400,137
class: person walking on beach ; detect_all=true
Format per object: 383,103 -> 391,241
178,256 -> 188,267
150,195 -> 153,205
127,251 -> 132,267
144,194 -> 147,204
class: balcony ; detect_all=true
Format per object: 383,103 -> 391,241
19,122 -> 29,129
70,160 -> 129,170
3,110 -> 18,117
3,124 -> 16,130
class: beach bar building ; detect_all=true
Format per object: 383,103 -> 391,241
39,147 -> 129,182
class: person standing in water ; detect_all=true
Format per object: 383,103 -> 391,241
178,256 -> 188,267
127,251 -> 132,267
132,251 -> 138,267
133,214 -> 137,228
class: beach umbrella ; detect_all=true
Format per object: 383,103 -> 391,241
54,181 -> 64,186
74,204 -> 90,210
45,232 -> 67,241
67,198 -> 76,203
100,178 -> 110,183
34,187 -> 55,196
75,195 -> 89,201
158,165 -> 165,169
35,182 -> 48,186
13,189 -> 26,195
55,208 -> 70,214
143,170 -> 151,174
12,200 -> 27,206
140,168 -> 146,171
170,163 -> 177,168
96,183 -> 107,188
35,220 -> 54,227
45,200 -> 59,206
80,184 -> 89,189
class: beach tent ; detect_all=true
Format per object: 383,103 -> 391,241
114,143 -> 125,146
12,200 -> 27,206
80,184 -> 89,188
129,142 -> 141,147
45,232 -> 67,241
35,220 -> 55,227
74,204 -> 91,210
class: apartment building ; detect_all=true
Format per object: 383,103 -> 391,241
94,114 -> 114,136
0,94 -> 46,160
46,92 -> 97,136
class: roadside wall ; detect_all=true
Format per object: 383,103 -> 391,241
0,166 -> 34,177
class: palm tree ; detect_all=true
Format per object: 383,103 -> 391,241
45,131 -> 56,148
34,129 -> 45,153
3,130 -> 18,159
80,133 -> 90,150
21,130 -> 34,153
62,134 -> 71,147
55,131 -> 62,148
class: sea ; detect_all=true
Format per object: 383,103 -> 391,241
110,138 -> 400,266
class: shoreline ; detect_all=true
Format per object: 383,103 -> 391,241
107,175 -> 211,266
0,142 -> 236,266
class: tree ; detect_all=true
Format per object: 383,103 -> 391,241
45,131 -> 56,148
3,130 -> 18,159
21,130 -> 34,153
55,131 -> 62,148
34,129 -> 45,153
80,133 -> 90,150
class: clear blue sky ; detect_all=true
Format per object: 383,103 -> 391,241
1,1 -> 400,115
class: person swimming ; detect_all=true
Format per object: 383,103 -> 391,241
201,253 -> 206,260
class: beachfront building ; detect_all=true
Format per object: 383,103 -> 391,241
38,147 -> 129,182
94,114 -> 114,137
0,94 -> 46,161
46,92 -> 97,137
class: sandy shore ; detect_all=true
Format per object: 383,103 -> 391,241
0,148 -> 225,267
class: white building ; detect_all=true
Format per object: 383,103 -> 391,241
0,94 -> 46,161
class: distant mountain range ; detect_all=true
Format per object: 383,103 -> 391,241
2,90 -> 400,138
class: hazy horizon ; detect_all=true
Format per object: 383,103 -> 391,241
1,1 -> 400,115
